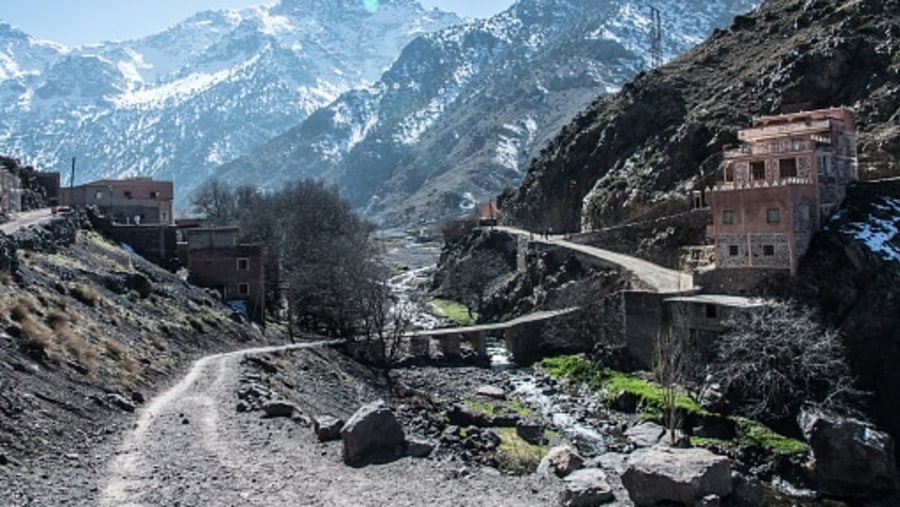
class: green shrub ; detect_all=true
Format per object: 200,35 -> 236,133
432,298 -> 476,326
494,427 -> 548,475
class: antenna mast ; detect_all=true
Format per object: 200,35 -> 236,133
649,5 -> 663,69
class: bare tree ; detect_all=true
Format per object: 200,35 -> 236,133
709,301 -> 857,421
445,249 -> 511,320
189,179 -> 236,225
654,323 -> 688,444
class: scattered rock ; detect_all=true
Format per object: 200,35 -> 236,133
559,468 -> 614,506
263,400 -> 296,418
612,390 -> 639,413
799,407 -> 899,498
447,403 -> 495,428
341,400 -> 406,466
406,438 -> 435,458
181,417 -> 190,425
516,419 -> 545,445
0,454 -> 8,466
130,391 -> 145,404
697,494 -> 721,507
621,447 -> 732,506
476,385 -> 506,400
538,445 -> 585,478
730,471 -> 766,507
106,393 -> 136,413
624,421 -> 665,448
313,415 -> 344,442
236,401 -> 250,413
625,421 -> 686,448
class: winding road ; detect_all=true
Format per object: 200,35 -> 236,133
97,341 -> 560,506
494,226 -> 694,293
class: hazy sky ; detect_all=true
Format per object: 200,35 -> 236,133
1,0 -> 516,46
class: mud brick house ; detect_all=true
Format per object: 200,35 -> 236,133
61,177 -> 174,225
706,108 -> 858,274
177,226 -> 265,323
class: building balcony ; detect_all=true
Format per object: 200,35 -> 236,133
710,176 -> 814,192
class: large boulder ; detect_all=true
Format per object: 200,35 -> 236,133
538,445 -> 585,478
341,401 -> 405,466
621,447 -> 732,506
262,400 -> 296,418
799,407 -> 899,498
559,468 -> 615,506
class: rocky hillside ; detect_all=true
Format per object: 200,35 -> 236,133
0,0 -> 460,209
502,0 -> 900,233
214,0 -> 757,225
794,179 -> 900,458
0,212 -> 267,496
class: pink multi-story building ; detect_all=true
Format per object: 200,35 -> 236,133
707,108 -> 858,274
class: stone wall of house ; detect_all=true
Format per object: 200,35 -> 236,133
102,224 -> 178,270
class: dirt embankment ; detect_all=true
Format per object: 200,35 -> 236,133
0,214 -> 268,505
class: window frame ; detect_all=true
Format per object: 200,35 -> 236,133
722,209 -> 734,225
236,258 -> 250,271
728,245 -> 739,256
767,208 -> 781,224
237,282 -> 250,296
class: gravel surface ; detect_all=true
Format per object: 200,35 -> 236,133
91,342 -> 562,506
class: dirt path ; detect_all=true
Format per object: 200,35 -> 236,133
98,342 -> 560,506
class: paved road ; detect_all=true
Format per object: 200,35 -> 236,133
0,208 -> 57,235
495,226 -> 693,293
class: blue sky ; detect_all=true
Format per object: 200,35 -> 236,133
1,0 -> 516,46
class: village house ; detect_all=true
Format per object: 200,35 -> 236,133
477,200 -> 499,226
61,177 -> 174,225
177,226 -> 266,323
706,107 -> 858,274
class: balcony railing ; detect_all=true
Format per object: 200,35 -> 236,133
711,176 -> 813,192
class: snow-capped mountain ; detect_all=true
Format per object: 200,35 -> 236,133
213,0 -> 759,225
0,0 -> 461,206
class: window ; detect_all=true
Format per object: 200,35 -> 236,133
751,161 -> 766,180
767,208 -> 781,224
763,245 -> 775,256
94,191 -> 104,200
724,163 -> 735,182
722,210 -> 734,225
237,258 -> 249,271
150,191 -> 160,199
123,191 -> 133,199
728,245 -> 739,256
237,283 -> 250,296
779,158 -> 797,178
706,304 -> 718,319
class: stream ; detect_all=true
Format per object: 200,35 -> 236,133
381,230 -> 617,457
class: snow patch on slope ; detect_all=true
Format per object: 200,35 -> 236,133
841,197 -> 900,262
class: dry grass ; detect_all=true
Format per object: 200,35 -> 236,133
20,319 -> 54,355
69,283 -> 104,308
58,324 -> 98,369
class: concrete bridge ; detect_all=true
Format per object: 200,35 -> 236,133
404,308 -> 577,364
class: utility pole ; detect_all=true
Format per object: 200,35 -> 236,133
70,157 -> 76,189
649,5 -> 663,69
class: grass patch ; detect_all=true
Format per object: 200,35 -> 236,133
540,354 -> 595,382
494,427 -> 548,475
69,283 -> 104,308
432,298 -> 476,326
735,418 -> 808,455
601,369 -> 707,416
465,399 -> 535,420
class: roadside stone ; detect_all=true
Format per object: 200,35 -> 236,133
476,385 -> 506,400
106,393 -> 136,413
516,419 -> 545,445
313,415 -> 344,442
538,445 -> 585,478
341,400 -> 405,466
621,447 -> 732,506
799,407 -> 899,497
559,468 -> 614,506
406,438 -> 435,458
262,400 -> 296,418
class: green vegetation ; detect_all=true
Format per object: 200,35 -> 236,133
465,398 -> 535,419
540,354 -> 595,382
735,418 -> 808,455
494,427 -> 548,475
432,298 -> 476,326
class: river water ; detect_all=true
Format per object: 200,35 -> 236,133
381,231 -> 615,456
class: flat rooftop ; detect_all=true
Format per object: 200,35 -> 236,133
663,294 -> 768,309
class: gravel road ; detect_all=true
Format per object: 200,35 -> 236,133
97,342 -> 561,506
